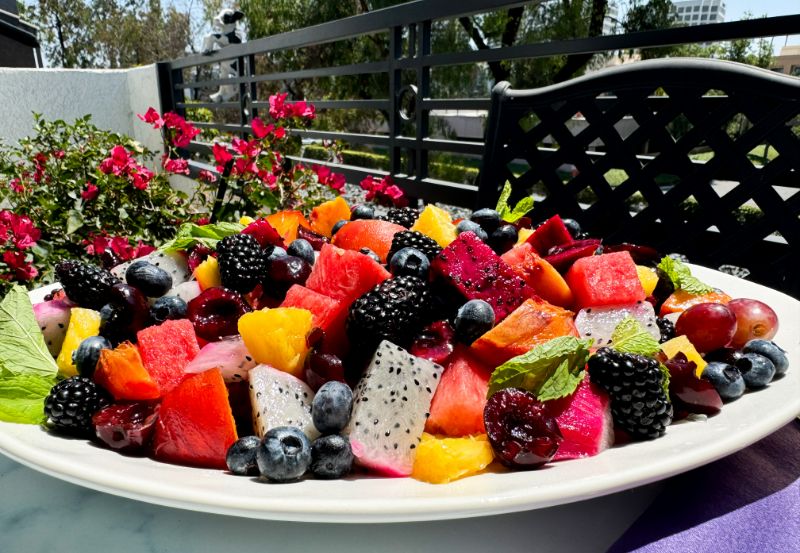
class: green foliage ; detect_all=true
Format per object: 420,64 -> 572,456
0,114 -> 194,289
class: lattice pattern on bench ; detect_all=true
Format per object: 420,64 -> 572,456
479,59 -> 800,297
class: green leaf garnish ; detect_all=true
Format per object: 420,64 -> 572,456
0,286 -> 59,377
657,256 -> 714,295
487,336 -> 592,401
0,373 -> 56,424
495,181 -> 534,223
160,222 -> 245,252
659,363 -> 671,400
610,316 -> 661,357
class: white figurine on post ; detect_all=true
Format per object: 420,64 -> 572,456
202,9 -> 245,103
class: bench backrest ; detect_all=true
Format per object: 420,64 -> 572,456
478,58 -> 800,297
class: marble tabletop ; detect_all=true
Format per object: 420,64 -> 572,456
0,454 -> 661,553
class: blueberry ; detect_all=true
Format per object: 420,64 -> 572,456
312,381 -> 353,434
743,340 -> 789,377
453,299 -> 495,344
701,362 -> 746,401
150,296 -> 188,324
704,347 -> 743,366
310,434 -> 354,479
350,205 -> 375,220
389,247 -> 430,279
256,426 -> 312,482
735,353 -> 776,389
226,435 -> 261,476
331,220 -> 348,236
359,247 -> 381,264
488,224 -> 518,255
72,336 -> 112,378
470,208 -> 501,234
125,260 -> 173,298
562,218 -> 582,239
265,245 -> 288,267
456,220 -> 488,241
287,239 -> 315,266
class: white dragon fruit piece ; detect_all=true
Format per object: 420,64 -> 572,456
166,280 -> 202,304
249,365 -> 319,440
575,302 -> 660,347
345,340 -> 444,477
111,250 -> 192,285
33,299 -> 73,357
184,336 -> 257,383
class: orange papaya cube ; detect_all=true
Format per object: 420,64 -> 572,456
95,342 -> 161,400
659,289 -> 732,317
502,242 -> 574,308
265,210 -> 312,243
471,299 -> 579,367
565,251 -> 645,310
151,369 -> 238,469
332,219 -> 406,263
310,196 -> 351,237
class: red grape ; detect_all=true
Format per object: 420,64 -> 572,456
727,298 -> 779,349
675,303 -> 737,353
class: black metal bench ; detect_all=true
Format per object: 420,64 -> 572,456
477,58 -> 800,297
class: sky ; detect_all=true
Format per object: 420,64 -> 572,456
724,0 -> 799,51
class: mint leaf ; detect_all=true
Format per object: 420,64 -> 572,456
657,256 -> 714,295
161,222 -> 244,252
495,181 -> 534,223
487,336 -> 592,400
659,363 -> 671,401
0,373 -> 56,424
0,286 -> 59,377
611,316 -> 661,357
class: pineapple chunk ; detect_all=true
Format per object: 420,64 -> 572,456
661,335 -> 707,377
238,308 -> 313,377
56,308 -> 102,377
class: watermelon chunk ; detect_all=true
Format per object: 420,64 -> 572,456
151,368 -> 238,469
565,251 -> 645,310
545,376 -> 614,461
137,319 -> 200,394
425,346 -> 492,437
306,244 -> 391,305
526,215 -> 573,255
280,284 -> 349,355
332,219 -> 406,263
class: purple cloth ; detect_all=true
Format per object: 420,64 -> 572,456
608,420 -> 800,553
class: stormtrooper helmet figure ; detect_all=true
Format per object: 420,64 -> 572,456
202,8 -> 245,103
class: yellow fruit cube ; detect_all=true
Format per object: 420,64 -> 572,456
516,227 -> 534,245
661,335 -> 707,377
239,215 -> 255,226
194,256 -> 221,290
56,308 -> 102,377
411,205 -> 458,247
411,433 -> 494,484
636,265 -> 659,297
238,308 -> 313,377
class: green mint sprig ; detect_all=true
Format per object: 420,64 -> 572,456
657,256 -> 714,295
160,221 -> 245,252
495,181 -> 535,223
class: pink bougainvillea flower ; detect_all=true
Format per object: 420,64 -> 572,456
198,169 -> 217,183
100,145 -> 132,176
81,183 -> 99,201
251,117 -> 274,139
131,240 -> 156,258
195,216 -> 211,226
3,251 -> 37,281
34,152 -> 48,166
161,112 -> 201,148
212,143 -> 233,172
290,101 -> 316,120
53,150 -> 66,159
9,178 -> 24,194
269,93 -> 290,120
131,168 -> 152,191
108,236 -> 134,260
360,175 -> 407,207
273,126 -> 287,140
314,165 -> 346,192
7,213 -> 41,249
163,156 -> 190,175
137,107 -> 164,128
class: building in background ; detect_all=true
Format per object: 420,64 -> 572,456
771,45 -> 800,76
672,0 -> 726,26
0,0 -> 40,67
603,1 -> 620,35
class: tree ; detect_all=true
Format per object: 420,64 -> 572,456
21,0 -> 191,68
622,0 -> 678,59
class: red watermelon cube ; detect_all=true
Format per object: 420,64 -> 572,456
306,244 -> 390,305
281,284 -> 349,355
565,251 -> 645,309
137,319 -> 200,395
151,368 -> 238,469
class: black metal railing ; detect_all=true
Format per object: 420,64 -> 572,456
156,0 -> 800,208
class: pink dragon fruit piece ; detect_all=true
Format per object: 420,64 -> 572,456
545,376 -> 614,461
34,299 -> 73,357
431,231 -> 537,323
183,336 -> 257,383
345,340 -> 444,477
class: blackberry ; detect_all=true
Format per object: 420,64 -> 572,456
588,348 -> 672,440
55,260 -> 119,310
44,376 -> 110,435
347,275 -> 432,349
387,230 -> 441,264
216,234 -> 267,293
656,317 -> 676,343
382,207 -> 420,229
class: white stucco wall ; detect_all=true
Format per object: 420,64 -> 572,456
0,65 -> 163,154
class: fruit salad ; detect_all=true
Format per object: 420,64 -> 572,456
14,192 -> 790,486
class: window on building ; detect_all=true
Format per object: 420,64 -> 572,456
693,14 -> 699,20
694,6 -> 700,11
711,5 -> 718,11
702,5 -> 709,11
791,65 -> 800,77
